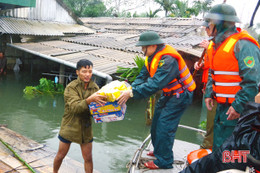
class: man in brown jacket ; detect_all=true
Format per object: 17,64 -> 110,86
53,59 -> 106,173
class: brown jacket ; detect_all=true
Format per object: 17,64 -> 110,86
59,77 -> 99,144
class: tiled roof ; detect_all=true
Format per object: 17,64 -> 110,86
7,17 -> 207,79
9,35 -> 139,75
80,17 -> 207,54
0,17 -> 94,36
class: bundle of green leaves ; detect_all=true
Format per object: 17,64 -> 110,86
23,78 -> 64,100
116,56 -> 145,83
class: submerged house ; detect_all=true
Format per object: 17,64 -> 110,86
0,0 -> 207,90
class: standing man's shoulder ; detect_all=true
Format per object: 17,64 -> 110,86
160,54 -> 178,68
65,79 -> 79,89
234,39 -> 260,64
161,54 -> 176,61
234,39 -> 260,54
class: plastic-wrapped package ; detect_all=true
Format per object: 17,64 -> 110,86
89,102 -> 126,123
98,80 -> 131,102
89,80 -> 130,123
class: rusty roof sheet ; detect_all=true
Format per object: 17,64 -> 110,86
0,17 -> 94,36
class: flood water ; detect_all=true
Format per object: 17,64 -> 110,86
0,70 -> 204,173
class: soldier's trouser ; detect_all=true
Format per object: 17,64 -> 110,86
151,90 -> 193,169
213,103 -> 238,151
201,99 -> 217,149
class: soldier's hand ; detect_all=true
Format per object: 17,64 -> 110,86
86,92 -> 107,105
205,98 -> 214,111
117,90 -> 131,105
226,106 -> 240,120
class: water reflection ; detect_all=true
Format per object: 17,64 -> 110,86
0,71 -> 203,173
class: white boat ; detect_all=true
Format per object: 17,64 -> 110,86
127,125 -> 206,173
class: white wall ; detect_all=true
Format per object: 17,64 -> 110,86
4,0 -> 76,24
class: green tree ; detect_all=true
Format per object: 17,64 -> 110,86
63,0 -> 88,17
154,0 -> 175,17
146,8 -> 162,18
154,0 -> 213,18
83,0 -> 107,17
170,0 -> 191,17
64,0 -> 108,17
192,0 -> 214,17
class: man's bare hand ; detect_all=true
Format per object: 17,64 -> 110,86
199,40 -> 210,49
194,61 -> 203,70
226,106 -> 240,120
205,98 -> 214,111
117,90 -> 131,105
86,92 -> 107,105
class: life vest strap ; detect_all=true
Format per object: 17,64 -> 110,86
179,65 -> 188,74
163,80 -> 194,97
165,71 -> 191,89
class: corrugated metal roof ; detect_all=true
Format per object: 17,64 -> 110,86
60,33 -> 204,56
0,17 -> 94,36
80,17 -> 206,55
9,39 -> 138,75
5,17 -> 207,80
81,17 -> 203,26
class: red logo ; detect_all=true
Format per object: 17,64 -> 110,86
222,150 -> 250,163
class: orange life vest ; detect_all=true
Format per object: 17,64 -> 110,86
187,149 -> 212,164
202,41 -> 213,89
145,45 -> 196,96
208,30 -> 259,104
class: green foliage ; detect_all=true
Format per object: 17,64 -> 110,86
154,0 -> 175,17
199,119 -> 207,130
155,0 -> 213,17
192,0 -> 213,17
146,8 -> 162,18
116,56 -> 145,82
131,8 -> 161,18
83,0 -> 107,17
23,78 -> 64,100
63,0 -> 88,17
63,0 -> 108,17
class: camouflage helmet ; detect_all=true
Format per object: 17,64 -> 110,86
204,4 -> 241,23
136,31 -> 164,46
